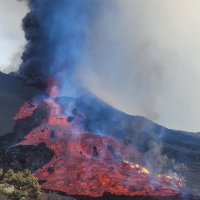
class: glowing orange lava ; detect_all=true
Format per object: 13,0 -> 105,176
14,100 -> 37,120
14,97 -> 181,197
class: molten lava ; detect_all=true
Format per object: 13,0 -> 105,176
14,97 -> 182,197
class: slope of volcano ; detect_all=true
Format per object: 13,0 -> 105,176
0,73 -> 200,199
12,97 -> 183,198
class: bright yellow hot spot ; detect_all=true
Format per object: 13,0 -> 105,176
142,168 -> 149,174
123,160 -> 149,174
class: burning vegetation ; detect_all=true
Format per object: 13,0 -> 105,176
12,92 -> 184,198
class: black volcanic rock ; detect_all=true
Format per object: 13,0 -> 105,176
56,191 -> 199,200
0,143 -> 54,175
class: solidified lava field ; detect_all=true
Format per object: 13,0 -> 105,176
9,97 -> 183,199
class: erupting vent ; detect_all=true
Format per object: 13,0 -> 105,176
14,97 -> 182,197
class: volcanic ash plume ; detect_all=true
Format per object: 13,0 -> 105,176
17,0 -> 109,91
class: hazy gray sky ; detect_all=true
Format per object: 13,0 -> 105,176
79,0 -> 200,132
0,0 -> 27,72
1,0 -> 200,132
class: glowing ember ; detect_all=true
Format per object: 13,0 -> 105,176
14,97 -> 182,197
141,168 -> 149,174
123,160 -> 149,174
158,174 -> 184,188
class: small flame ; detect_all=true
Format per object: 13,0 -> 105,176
178,178 -> 184,187
141,167 -> 149,174
166,175 -> 173,180
158,174 -> 184,188
123,161 -> 149,174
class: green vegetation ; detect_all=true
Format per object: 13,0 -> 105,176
0,169 -> 41,200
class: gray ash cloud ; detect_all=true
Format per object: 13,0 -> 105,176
17,0 -> 105,86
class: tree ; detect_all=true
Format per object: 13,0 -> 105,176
0,169 -> 41,200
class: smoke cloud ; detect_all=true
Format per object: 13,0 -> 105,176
6,1 -> 197,194
18,0 -> 163,120
17,0 -> 113,90
14,0 -> 200,132
77,0 -> 200,132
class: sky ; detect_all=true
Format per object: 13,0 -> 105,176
0,0 -> 27,73
1,0 -> 200,132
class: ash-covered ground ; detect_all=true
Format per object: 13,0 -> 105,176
0,72 -> 200,200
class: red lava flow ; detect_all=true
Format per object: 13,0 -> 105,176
14,98 -> 181,197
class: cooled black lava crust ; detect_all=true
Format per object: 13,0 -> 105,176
0,106 -> 53,174
0,143 -> 54,174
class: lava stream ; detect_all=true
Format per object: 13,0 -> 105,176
14,97 -> 181,197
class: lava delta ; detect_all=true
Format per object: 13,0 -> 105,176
13,97 -> 182,198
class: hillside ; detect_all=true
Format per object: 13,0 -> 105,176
0,72 -> 200,199
0,72 -> 42,136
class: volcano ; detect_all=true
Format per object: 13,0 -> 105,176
0,73 -> 200,199
13,97 -> 182,198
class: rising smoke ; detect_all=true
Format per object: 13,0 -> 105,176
17,0 -> 162,119
77,0 -> 200,132
17,0 -> 112,89
12,0 -> 194,183
15,0 -> 200,132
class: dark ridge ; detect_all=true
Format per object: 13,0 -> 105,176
107,145 -> 121,160
0,143 -> 54,175
0,72 -> 43,136
42,190 -> 200,200
0,108 -> 48,150
53,191 -> 190,200
0,71 -> 41,100
93,146 -> 99,157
